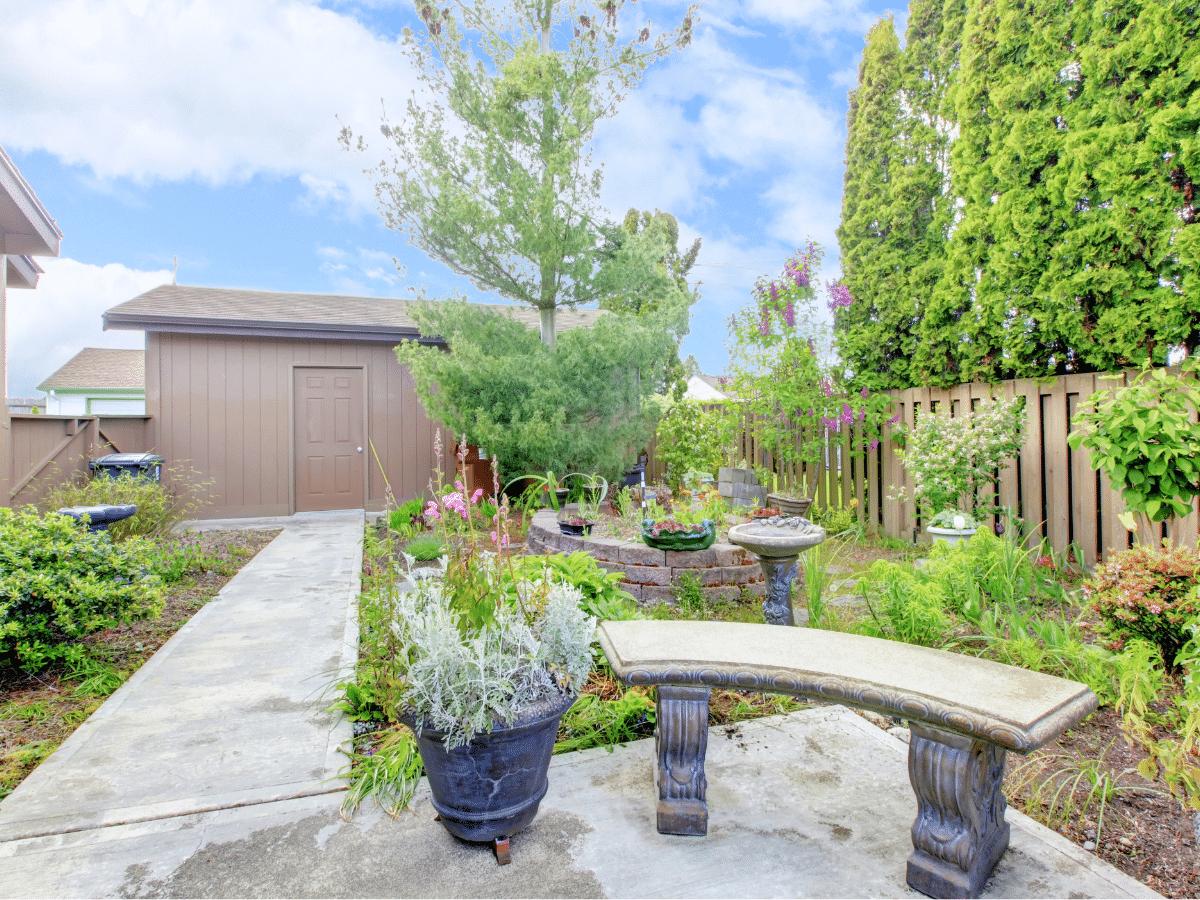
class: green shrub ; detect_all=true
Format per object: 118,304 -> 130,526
507,551 -> 640,621
655,401 -> 735,490
855,560 -> 954,646
39,464 -> 213,540
1084,544 -> 1200,666
388,499 -> 425,534
0,507 -> 165,669
404,535 -> 446,561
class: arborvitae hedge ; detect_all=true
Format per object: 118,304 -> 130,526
837,0 -> 1199,388
835,18 -> 912,391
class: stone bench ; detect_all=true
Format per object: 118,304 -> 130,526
596,620 -> 1098,900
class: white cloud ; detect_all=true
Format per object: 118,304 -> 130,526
741,0 -> 879,36
595,25 -> 844,250
6,258 -> 169,397
0,0 -> 417,206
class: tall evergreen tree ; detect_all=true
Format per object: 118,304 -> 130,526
971,0 -> 1076,379
1045,0 -> 1200,367
915,0 -> 1004,384
835,18 -> 909,390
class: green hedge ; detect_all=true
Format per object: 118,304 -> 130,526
0,507 -> 165,670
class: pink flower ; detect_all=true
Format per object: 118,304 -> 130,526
471,488 -> 483,503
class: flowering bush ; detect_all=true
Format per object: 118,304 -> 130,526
725,241 -> 895,495
893,397 -> 1025,520
1084,543 -> 1200,666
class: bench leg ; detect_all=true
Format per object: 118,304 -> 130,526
655,685 -> 711,836
906,724 -> 1010,900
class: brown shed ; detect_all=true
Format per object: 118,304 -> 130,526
104,284 -> 604,519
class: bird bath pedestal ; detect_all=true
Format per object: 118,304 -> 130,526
727,518 -> 826,626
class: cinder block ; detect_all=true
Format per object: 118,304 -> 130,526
718,483 -> 734,498
718,467 -> 735,483
623,564 -> 674,587
643,585 -> 678,604
665,548 -> 718,568
619,543 -> 666,566
585,539 -> 623,563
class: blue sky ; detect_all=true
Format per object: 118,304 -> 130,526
2,0 -> 904,398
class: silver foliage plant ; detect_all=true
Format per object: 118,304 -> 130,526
394,567 -> 596,749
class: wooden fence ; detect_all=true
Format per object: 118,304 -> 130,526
9,415 -> 153,508
647,370 -> 1200,565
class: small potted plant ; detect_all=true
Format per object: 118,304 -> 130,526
925,509 -> 979,545
892,397 -> 1025,545
641,517 -> 717,551
762,471 -> 813,518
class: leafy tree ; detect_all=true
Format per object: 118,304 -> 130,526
342,0 -> 697,346
395,300 -> 676,481
596,207 -> 701,397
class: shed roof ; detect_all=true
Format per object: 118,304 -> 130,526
38,348 -> 145,392
104,284 -> 607,343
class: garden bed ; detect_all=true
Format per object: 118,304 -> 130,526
525,509 -> 765,605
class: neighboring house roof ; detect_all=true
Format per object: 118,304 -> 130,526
104,284 -> 607,343
38,348 -> 146,393
0,144 -> 62,270
684,374 -> 730,402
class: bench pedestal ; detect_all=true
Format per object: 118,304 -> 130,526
906,724 -> 1010,899
655,686 -> 711,836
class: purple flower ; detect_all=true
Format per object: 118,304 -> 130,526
827,280 -> 853,312
887,412 -> 901,426
783,299 -> 795,327
869,438 -> 879,451
758,306 -> 771,337
860,386 -> 869,398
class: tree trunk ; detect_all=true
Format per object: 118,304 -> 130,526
540,306 -> 557,348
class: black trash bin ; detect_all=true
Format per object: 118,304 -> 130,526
89,452 -> 164,482
57,504 -> 138,533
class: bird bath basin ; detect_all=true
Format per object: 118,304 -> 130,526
727,517 -> 826,626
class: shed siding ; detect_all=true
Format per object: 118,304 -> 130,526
148,332 -> 440,518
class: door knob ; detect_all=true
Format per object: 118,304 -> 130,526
357,447 -> 363,453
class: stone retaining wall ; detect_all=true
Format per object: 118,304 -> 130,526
525,510 -> 766,605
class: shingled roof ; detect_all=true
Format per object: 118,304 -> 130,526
38,348 -> 145,392
104,284 -> 606,342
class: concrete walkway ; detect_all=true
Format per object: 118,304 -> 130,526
0,511 -> 1160,898
0,510 -> 362,842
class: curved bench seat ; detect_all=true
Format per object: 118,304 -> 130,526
596,620 -> 1099,900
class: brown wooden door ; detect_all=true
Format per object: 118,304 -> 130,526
294,368 -> 365,512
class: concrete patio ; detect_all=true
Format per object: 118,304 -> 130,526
0,512 -> 1159,898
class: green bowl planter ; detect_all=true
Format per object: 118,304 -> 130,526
641,519 -> 716,551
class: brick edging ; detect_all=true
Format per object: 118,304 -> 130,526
525,510 -> 766,605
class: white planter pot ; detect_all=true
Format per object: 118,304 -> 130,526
927,525 -> 977,546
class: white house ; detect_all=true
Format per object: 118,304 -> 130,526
38,347 -> 146,415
